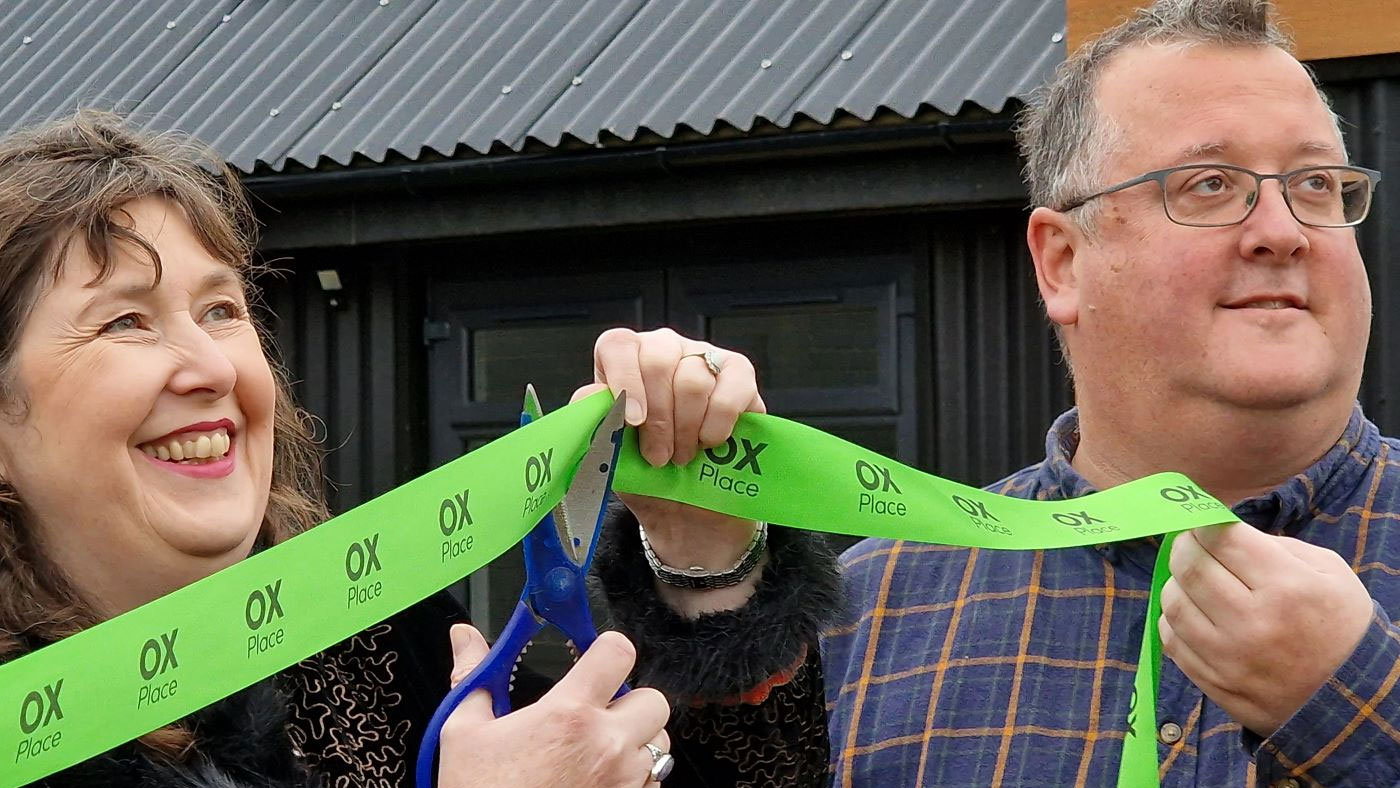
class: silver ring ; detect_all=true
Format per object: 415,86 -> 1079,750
644,742 -> 675,782
682,349 -> 723,377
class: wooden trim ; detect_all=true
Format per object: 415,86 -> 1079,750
1068,0 -> 1400,61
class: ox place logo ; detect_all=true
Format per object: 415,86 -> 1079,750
521,449 -> 555,518
439,488 -> 475,563
439,489 -> 473,537
345,534 -> 382,582
951,494 -> 1012,536
346,534 -> 385,610
135,629 -> 180,710
855,459 -> 907,517
14,678 -> 63,763
525,448 -> 554,492
244,579 -> 286,658
138,629 -> 180,681
698,436 -> 768,498
1051,509 -> 1119,537
1159,483 -> 1227,513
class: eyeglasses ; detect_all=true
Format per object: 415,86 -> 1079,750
1059,163 -> 1383,228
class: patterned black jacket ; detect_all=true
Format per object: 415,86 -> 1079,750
32,500 -> 840,788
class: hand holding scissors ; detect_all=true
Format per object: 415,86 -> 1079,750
418,389 -> 674,788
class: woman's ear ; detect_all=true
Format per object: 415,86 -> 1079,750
0,409 -> 22,491
0,462 -> 15,506
0,432 -> 11,485
1027,207 -> 1084,329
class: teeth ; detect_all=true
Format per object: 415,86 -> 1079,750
1242,300 -> 1292,309
139,428 -> 232,464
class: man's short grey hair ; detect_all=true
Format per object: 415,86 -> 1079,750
1015,0 -> 1343,228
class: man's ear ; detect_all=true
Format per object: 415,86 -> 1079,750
1027,207 -> 1084,328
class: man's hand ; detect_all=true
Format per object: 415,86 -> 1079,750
1159,523 -> 1375,736
573,328 -> 766,616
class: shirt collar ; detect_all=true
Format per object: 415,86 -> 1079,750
1032,405 -> 1380,564
1231,404 -> 1378,535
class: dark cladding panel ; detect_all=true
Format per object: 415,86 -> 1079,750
252,256 -> 424,516
1327,75 -> 1400,434
926,210 -> 1073,487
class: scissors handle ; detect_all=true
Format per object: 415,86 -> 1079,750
546,607 -> 633,702
557,631 -> 634,700
415,601 -> 541,787
520,517 -> 632,699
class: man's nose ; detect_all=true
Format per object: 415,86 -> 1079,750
1237,180 -> 1310,264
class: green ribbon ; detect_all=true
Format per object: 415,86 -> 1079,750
0,392 -> 1236,787
614,413 -> 1231,788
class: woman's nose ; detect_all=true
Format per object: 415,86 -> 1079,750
166,318 -> 237,398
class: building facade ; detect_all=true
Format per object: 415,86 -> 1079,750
1,0 -> 1396,673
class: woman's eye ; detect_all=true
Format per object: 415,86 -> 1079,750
203,302 -> 240,323
101,313 -> 143,334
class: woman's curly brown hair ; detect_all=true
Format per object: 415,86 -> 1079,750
0,110 -> 327,757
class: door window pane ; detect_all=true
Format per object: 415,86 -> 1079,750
709,304 -> 880,390
471,322 -> 611,405
805,421 -> 898,460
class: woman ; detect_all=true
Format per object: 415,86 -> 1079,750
0,112 -> 838,788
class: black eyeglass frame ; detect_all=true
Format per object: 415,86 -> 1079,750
1058,163 -> 1384,228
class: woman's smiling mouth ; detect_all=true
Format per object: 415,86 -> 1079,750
136,420 -> 237,477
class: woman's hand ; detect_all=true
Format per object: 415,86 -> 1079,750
437,625 -> 671,788
573,328 -> 767,616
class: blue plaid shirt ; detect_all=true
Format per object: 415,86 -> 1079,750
823,405 -> 1400,787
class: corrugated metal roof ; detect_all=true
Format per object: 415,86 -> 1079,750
0,0 -> 1065,173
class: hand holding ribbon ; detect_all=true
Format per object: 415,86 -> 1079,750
1159,523 -> 1374,737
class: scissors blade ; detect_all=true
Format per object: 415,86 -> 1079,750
554,392 -> 627,568
522,383 -> 544,423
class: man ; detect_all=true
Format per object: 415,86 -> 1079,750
824,1 -> 1399,786
584,1 -> 1399,786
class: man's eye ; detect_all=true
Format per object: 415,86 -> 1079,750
1303,175 -> 1333,192
1189,176 -> 1227,194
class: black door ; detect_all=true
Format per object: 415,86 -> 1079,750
427,254 -> 915,677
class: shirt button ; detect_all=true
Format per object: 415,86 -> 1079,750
1158,721 -> 1183,745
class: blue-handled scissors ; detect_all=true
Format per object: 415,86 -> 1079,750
415,385 -> 628,788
